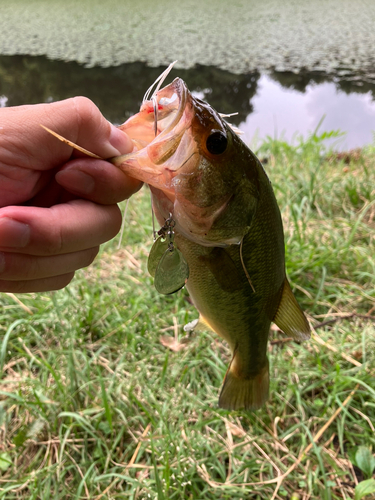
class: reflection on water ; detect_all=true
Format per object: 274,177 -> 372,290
242,75 -> 375,149
0,55 -> 258,123
1,55 -> 374,150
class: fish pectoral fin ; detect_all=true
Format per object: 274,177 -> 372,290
273,278 -> 311,341
219,357 -> 269,411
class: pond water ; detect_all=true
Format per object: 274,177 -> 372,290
242,74 -> 375,149
1,55 -> 374,150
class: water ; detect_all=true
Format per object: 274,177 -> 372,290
241,74 -> 375,149
1,55 -> 374,150
1,0 -> 375,77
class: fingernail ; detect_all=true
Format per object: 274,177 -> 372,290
56,170 -> 96,195
0,218 -> 30,248
108,124 -> 133,156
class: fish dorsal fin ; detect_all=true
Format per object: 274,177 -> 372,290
273,279 -> 311,341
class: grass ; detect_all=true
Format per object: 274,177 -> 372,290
1,131 -> 375,499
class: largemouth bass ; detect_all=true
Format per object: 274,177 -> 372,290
111,75 -> 311,411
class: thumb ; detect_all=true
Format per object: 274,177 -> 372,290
52,97 -> 142,203
59,96 -> 134,159
2,97 -> 134,173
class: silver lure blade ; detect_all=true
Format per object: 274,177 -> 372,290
147,235 -> 169,278
154,248 -> 189,295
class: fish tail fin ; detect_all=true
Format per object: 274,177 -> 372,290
219,357 -> 269,411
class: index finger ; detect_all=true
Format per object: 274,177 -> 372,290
0,96 -> 133,172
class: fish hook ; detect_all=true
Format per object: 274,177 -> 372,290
152,95 -> 158,137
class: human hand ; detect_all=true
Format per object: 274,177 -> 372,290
0,97 -> 142,292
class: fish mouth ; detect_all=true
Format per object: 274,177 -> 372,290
147,77 -> 188,141
110,77 -> 195,195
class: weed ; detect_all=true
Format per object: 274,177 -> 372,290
1,134 -> 374,499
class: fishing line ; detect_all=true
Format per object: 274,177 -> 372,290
151,193 -> 156,240
240,237 -> 256,293
117,198 -> 130,250
152,96 -> 158,137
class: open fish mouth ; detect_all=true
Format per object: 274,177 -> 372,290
111,75 -> 198,199
120,77 -> 188,148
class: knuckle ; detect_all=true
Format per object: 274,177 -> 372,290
71,96 -> 110,145
41,225 -> 64,256
71,96 -> 98,121
82,247 -> 99,268
71,96 -> 103,135
50,272 -> 76,290
108,207 -> 123,236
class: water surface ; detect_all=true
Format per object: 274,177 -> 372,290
1,0 -> 375,77
1,55 -> 374,150
1,0 -> 375,149
242,75 -> 375,149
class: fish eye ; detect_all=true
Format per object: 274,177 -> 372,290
206,130 -> 228,155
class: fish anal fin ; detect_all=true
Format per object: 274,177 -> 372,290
219,357 -> 269,411
273,279 -> 311,341
183,315 -> 215,334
